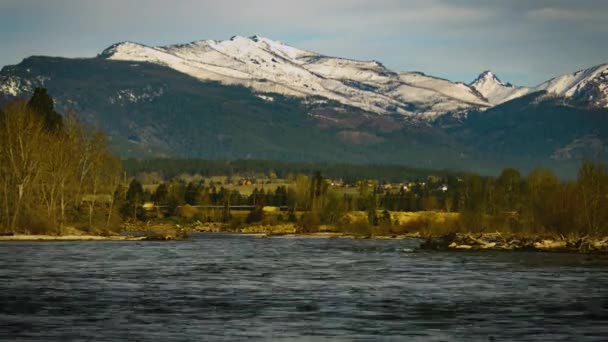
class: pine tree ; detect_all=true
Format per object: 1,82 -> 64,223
122,179 -> 144,221
27,87 -> 63,131
153,183 -> 169,205
184,182 -> 198,205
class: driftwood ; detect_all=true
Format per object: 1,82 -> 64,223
534,239 -> 567,250
420,233 -> 608,253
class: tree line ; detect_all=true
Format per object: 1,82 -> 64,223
0,89 -> 122,234
2,88 -> 607,238
126,164 -> 608,237
454,165 -> 608,237
123,158 -> 458,183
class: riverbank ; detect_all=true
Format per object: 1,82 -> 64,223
0,234 -> 146,241
420,233 -> 608,253
5,221 -> 607,254
192,222 -> 608,253
0,223 -> 190,241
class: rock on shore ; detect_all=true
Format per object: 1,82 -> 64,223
420,233 -> 608,253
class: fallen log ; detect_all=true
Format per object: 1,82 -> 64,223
534,239 -> 568,250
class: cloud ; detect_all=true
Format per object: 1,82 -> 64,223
0,0 -> 607,85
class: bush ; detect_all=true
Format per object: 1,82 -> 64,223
262,214 -> 279,226
394,217 -> 430,235
383,213 -> 458,237
246,207 -> 265,224
373,221 -> 392,236
457,210 -> 486,233
287,211 -> 298,223
144,225 -> 189,240
298,212 -> 320,233
337,218 -> 372,238
178,204 -> 198,221
228,216 -> 244,231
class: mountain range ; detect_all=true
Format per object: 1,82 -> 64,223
1,35 -> 607,176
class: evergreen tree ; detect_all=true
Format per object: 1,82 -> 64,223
27,88 -> 63,131
122,179 -> 144,221
153,183 -> 169,205
185,182 -> 198,205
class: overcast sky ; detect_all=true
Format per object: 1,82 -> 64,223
1,0 -> 607,86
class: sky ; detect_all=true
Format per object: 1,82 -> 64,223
1,0 -> 607,86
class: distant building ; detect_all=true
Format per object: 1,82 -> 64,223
238,179 -> 253,186
142,202 -> 156,211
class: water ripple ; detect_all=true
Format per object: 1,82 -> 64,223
1,234 -> 607,341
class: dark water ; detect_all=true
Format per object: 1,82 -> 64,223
1,234 -> 607,341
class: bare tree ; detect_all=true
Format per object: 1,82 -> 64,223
1,98 -> 123,235
0,101 -> 45,233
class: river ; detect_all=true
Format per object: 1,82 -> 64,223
1,234 -> 607,341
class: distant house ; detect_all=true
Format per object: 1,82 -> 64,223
142,202 -> 156,211
330,179 -> 344,187
239,179 -> 253,186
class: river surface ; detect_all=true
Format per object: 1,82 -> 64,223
1,234 -> 607,341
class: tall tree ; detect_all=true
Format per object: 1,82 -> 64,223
0,101 -> 45,232
27,87 -> 63,131
1,94 -> 121,234
124,179 -> 144,221
578,162 -> 608,235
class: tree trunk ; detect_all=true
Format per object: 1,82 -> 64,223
10,183 -> 24,233
106,198 -> 114,227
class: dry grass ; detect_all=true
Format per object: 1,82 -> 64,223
240,224 -> 297,235
340,211 -> 458,236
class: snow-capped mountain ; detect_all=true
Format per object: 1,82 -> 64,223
2,35 -> 607,119
536,64 -> 608,108
1,42 -> 607,175
100,35 -> 491,118
470,71 -> 531,105
471,64 -> 608,108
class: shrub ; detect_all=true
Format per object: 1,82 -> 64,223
246,207 -> 265,224
457,210 -> 486,233
298,212 -> 320,233
144,225 -> 189,240
337,218 -> 372,238
178,204 -> 198,221
228,216 -> 244,231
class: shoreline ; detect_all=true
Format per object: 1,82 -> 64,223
2,230 -> 607,254
0,234 -> 147,241
419,233 -> 608,254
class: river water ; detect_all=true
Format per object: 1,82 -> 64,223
1,234 -> 607,341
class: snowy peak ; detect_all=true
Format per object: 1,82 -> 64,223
535,64 -> 608,107
98,41 -> 149,58
472,70 -> 505,87
470,70 -> 530,105
96,36 -> 608,116
537,64 -> 608,95
100,36 -> 493,118
399,72 -> 488,107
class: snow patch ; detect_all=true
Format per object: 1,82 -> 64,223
108,85 -> 167,105
256,94 -> 275,102
0,75 -> 49,97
